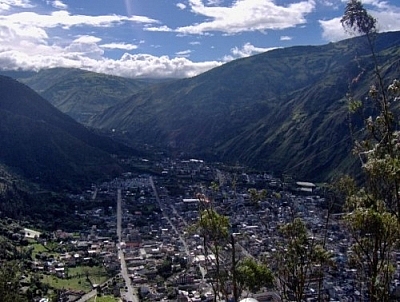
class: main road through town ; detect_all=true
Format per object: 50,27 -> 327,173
149,177 -> 190,257
117,188 -> 139,302
148,177 -> 211,280
73,189 -> 138,302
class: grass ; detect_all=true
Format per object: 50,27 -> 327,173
42,274 -> 92,292
42,265 -> 110,292
88,296 -> 119,302
30,242 -> 48,258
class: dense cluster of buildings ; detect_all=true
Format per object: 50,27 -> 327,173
57,157 -> 400,301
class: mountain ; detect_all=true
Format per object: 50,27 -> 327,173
0,68 -> 167,124
0,75 -> 131,189
90,31 -> 400,181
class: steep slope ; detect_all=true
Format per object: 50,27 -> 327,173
1,68 -> 166,124
0,76 -> 128,189
90,31 -> 400,181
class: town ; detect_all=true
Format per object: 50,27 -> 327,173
5,156 -> 400,302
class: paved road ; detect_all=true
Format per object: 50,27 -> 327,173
75,277 -> 114,302
75,290 -> 97,302
150,177 -> 190,256
92,187 -> 98,200
117,189 -> 122,242
117,188 -> 139,302
150,178 -> 209,280
73,189 -> 139,302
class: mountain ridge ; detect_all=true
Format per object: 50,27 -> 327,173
89,31 -> 400,181
0,68 -> 170,124
0,75 -> 131,189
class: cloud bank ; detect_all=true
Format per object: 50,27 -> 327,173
147,0 -> 316,35
0,0 -> 399,79
320,0 -> 400,41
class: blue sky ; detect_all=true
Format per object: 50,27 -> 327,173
0,0 -> 399,78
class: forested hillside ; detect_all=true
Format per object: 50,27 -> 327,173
90,31 -> 400,180
0,76 -> 130,189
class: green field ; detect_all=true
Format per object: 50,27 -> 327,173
31,243 -> 48,258
88,295 -> 119,302
42,265 -> 110,292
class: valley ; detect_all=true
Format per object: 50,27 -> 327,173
0,153 -> 392,302
0,27 -> 400,302
4,31 -> 400,182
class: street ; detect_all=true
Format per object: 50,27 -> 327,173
117,188 -> 139,302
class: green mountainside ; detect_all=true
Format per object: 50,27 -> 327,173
0,76 -> 131,189
90,31 -> 400,181
0,68 -> 166,124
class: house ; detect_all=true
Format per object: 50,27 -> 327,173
182,199 -> 199,211
295,182 -> 316,194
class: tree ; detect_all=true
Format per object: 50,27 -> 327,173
341,0 -> 376,37
248,188 -> 267,208
195,193 -> 230,300
345,191 -> 399,301
340,1 -> 400,301
157,256 -> 173,279
273,218 -> 332,302
236,257 -> 273,296
196,188 -> 274,301
0,261 -> 27,302
197,205 -> 230,301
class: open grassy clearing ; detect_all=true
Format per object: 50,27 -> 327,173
30,242 -> 48,258
42,265 -> 110,292
88,295 -> 119,302
42,274 -> 92,292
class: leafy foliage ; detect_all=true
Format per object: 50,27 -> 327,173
274,218 -> 332,302
198,208 -> 229,244
236,257 -> 273,294
343,78 -> 400,301
341,0 -> 376,36
340,2 -> 400,301
0,261 -> 27,302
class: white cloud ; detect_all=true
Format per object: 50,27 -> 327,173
0,2 -> 223,79
176,49 -> 192,57
0,9 -> 145,61
357,0 -> 391,9
319,17 -> 346,41
0,22 -> 49,52
48,0 -> 68,9
0,48 -> 223,78
207,0 -> 223,5
0,39 -> 222,78
173,0 -> 315,35
100,43 -> 138,51
223,42 -> 278,61
317,0 -> 339,8
374,9 -> 400,32
144,25 -> 173,32
65,37 -> 104,60
0,0 -> 32,12
189,41 -> 201,45
0,11 -> 159,31
176,3 -> 187,10
280,35 -> 293,41
94,54 -> 222,78
73,35 -> 102,44
320,1 -> 400,41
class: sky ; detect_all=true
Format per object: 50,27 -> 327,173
0,0 -> 399,79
